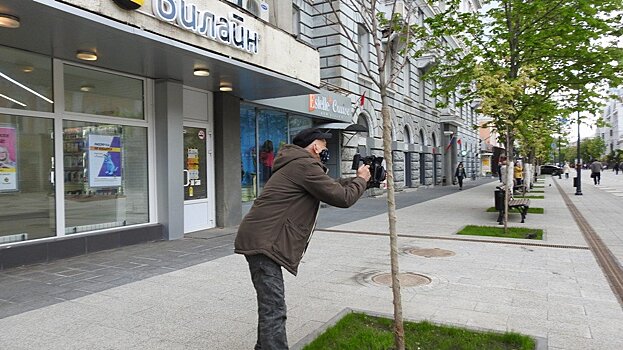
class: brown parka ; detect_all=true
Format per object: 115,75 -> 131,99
234,144 -> 368,275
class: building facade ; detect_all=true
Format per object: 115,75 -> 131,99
292,0 -> 482,191
596,88 -> 623,157
0,0 -> 325,267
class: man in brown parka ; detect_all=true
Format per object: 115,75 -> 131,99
235,128 -> 371,350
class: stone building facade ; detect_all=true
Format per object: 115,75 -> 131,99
293,0 -> 482,189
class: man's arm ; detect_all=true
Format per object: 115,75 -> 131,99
301,163 -> 370,208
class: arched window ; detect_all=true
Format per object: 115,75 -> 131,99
420,129 -> 427,146
357,114 -> 369,137
431,133 -> 437,147
404,126 -> 411,143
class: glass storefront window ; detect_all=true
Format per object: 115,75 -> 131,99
258,110 -> 287,192
288,115 -> 312,143
240,105 -> 313,202
0,47 -> 53,112
64,65 -> 144,119
63,120 -> 148,233
240,104 -> 257,202
183,126 -> 207,200
0,114 -> 55,242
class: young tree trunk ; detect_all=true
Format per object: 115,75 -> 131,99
381,90 -> 405,350
504,126 -> 511,234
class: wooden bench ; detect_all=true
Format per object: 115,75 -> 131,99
494,187 -> 531,224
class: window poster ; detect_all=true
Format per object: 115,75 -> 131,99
88,134 -> 122,188
0,126 -> 17,192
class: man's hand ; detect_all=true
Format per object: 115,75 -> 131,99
357,164 -> 371,182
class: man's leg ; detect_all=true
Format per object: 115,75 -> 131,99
246,254 -> 288,350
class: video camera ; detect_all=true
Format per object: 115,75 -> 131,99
351,154 -> 387,189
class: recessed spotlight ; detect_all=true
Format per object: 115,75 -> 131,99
193,68 -> 210,77
21,66 -> 34,73
80,85 -> 94,92
219,83 -> 233,92
76,50 -> 98,61
0,14 -> 20,29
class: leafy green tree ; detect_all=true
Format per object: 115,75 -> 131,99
580,137 -> 606,163
422,0 -> 622,225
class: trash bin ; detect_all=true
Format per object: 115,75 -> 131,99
573,177 -> 578,187
494,189 -> 505,211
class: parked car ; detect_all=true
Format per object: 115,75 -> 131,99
540,164 -> 562,176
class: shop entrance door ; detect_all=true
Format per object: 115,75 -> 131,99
183,124 -> 214,233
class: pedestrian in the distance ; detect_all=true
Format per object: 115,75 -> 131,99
563,162 -> 571,179
590,159 -> 602,185
613,162 -> 619,175
514,160 -> 524,190
455,162 -> 467,190
235,128 -> 371,350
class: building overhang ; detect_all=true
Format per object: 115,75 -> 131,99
440,108 -> 463,127
316,123 -> 368,132
0,0 -> 319,100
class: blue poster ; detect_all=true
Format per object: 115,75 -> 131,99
88,134 -> 122,187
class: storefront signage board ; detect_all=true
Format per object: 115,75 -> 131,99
253,91 -> 353,123
152,0 -> 260,54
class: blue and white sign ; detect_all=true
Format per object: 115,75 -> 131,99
88,135 -> 122,188
153,0 -> 260,54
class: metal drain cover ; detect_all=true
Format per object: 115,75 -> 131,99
371,272 -> 431,287
406,247 -> 455,258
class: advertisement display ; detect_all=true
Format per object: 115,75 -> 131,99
0,126 -> 17,192
88,134 -> 122,187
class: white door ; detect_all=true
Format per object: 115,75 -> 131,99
182,88 -> 215,233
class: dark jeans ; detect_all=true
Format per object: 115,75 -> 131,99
593,172 -> 601,185
457,176 -> 464,189
246,254 -> 288,350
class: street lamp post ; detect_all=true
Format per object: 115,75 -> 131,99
575,93 -> 583,196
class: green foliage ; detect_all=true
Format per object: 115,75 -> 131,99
423,0 -> 623,162
303,312 -> 536,350
605,149 -> 623,164
563,137 -> 607,163
581,137 -> 607,162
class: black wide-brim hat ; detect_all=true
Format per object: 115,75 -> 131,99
292,128 -> 332,148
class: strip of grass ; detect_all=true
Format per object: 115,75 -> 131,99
528,190 -> 544,193
303,312 -> 535,350
458,225 -> 543,240
486,207 -> 544,214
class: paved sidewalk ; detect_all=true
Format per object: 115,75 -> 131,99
556,169 -> 623,268
1,177 -> 622,349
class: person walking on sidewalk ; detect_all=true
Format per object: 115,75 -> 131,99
613,162 -> 619,175
235,128 -> 371,350
590,159 -> 602,185
563,162 -> 571,179
455,162 -> 467,190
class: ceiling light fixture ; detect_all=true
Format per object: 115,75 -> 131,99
21,66 -> 34,73
80,85 -> 94,92
219,83 -> 233,92
0,14 -> 20,29
193,68 -> 210,77
76,50 -> 98,61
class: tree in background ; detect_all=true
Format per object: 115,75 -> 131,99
422,0 -> 622,224
581,137 -> 607,163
